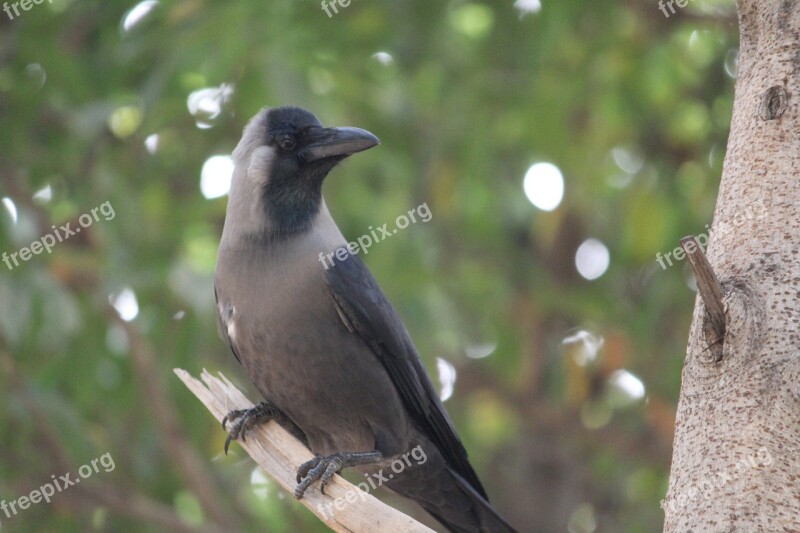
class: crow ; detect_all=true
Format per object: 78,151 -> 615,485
215,106 -> 516,532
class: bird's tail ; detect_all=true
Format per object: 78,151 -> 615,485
385,454 -> 517,533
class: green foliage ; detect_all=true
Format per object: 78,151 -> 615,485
0,0 -> 737,530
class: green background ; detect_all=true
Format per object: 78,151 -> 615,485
0,0 -> 738,531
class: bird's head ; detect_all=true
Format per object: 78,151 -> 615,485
225,106 -> 379,241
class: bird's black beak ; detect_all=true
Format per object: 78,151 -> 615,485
302,126 -> 380,162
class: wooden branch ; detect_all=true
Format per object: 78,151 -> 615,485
680,236 -> 726,359
174,368 -> 434,533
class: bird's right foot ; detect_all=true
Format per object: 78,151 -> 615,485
222,401 -> 282,454
294,450 -> 384,499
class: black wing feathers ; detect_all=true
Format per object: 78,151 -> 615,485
324,249 -> 488,499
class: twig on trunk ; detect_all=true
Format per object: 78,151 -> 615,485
680,236 -> 726,360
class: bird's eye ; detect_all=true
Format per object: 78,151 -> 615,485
277,134 -> 296,151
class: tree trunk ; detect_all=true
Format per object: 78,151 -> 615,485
663,1 -> 800,531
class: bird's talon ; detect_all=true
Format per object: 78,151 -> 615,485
222,408 -> 247,430
221,402 -> 277,454
294,454 -> 346,499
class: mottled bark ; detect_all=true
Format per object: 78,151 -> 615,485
664,1 -> 800,531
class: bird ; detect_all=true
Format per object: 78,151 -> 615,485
214,105 -> 516,533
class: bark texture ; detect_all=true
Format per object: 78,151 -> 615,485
664,1 -> 800,530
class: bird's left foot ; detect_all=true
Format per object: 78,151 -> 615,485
294,450 -> 383,499
222,401 -> 282,454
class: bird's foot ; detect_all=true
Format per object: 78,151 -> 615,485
294,450 -> 383,499
222,401 -> 282,454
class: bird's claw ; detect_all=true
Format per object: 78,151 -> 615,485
221,401 -> 278,454
294,453 -> 345,499
293,450 -> 384,499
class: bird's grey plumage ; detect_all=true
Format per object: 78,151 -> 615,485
215,106 -> 516,532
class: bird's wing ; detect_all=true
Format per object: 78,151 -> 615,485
214,283 -> 242,365
324,248 -> 488,499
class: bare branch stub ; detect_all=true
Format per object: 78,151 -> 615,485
680,236 -> 726,361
